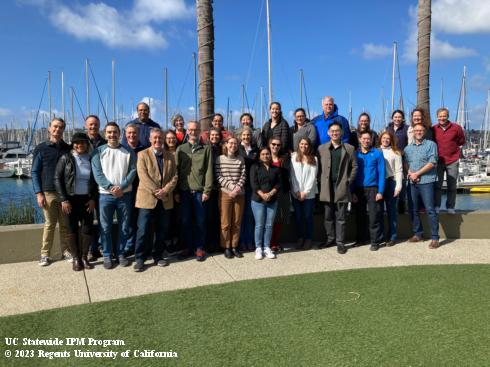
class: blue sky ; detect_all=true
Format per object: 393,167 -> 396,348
0,0 -> 489,131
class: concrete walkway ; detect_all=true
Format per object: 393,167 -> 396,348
1,239 -> 489,317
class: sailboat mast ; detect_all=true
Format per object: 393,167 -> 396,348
48,71 -> 52,120
266,0 -> 272,104
112,59 -> 116,122
391,42 -> 396,113
164,67 -> 169,129
70,87 -> 75,131
300,69 -> 303,107
85,59 -> 90,116
61,71 -> 65,121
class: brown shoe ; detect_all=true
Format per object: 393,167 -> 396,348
429,240 -> 440,249
82,257 -> 93,269
408,235 -> 422,243
72,258 -> 83,271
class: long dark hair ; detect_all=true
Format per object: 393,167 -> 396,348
269,101 -> 283,122
295,137 -> 316,165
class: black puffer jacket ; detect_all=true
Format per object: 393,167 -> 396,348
54,153 -> 98,202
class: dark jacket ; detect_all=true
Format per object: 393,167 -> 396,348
32,140 -> 71,194
261,118 -> 291,153
238,144 -> 259,189
54,153 -> 98,202
250,162 -> 282,203
349,129 -> 379,150
386,123 -> 409,151
318,142 -> 358,203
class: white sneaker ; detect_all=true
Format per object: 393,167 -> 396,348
447,208 -> 456,214
39,256 -> 50,266
255,248 -> 263,260
435,206 -> 440,214
264,247 -> 276,259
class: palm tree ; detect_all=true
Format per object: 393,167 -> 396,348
196,0 -> 215,131
416,0 -> 431,121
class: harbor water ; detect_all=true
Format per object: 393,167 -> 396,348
1,178 -> 490,225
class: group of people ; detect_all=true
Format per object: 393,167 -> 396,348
31,96 -> 464,271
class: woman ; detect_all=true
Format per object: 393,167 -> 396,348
238,126 -> 259,251
291,108 -> 317,151
54,132 -> 97,271
216,137 -> 246,258
250,147 -> 282,260
164,129 -> 178,154
235,113 -> 263,148
172,114 -> 188,145
261,102 -> 291,154
269,137 -> 291,252
408,108 -> 433,144
206,127 -> 223,252
378,131 -> 403,246
289,138 -> 318,250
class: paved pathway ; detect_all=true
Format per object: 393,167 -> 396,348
1,239 -> 489,317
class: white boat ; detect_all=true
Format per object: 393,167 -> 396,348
0,166 -> 16,178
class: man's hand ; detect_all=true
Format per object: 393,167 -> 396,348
202,193 -> 209,202
61,201 -> 72,214
36,193 -> 46,208
110,186 -> 123,198
375,193 -> 383,202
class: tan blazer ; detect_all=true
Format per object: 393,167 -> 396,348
135,148 -> 178,210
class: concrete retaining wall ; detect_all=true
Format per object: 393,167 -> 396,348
0,211 -> 488,265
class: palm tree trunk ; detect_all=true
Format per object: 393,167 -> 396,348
417,0 -> 431,121
196,0 -> 215,131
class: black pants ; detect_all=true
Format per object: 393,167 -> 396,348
354,187 -> 383,245
65,195 -> 94,258
324,202 -> 348,246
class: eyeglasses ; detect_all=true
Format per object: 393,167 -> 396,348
271,143 -> 281,147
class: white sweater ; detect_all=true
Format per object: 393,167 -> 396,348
289,153 -> 318,199
380,146 -> 403,192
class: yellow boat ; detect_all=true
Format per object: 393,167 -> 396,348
470,187 -> 490,193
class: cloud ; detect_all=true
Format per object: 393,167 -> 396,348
403,6 -> 478,62
361,43 -> 392,60
0,108 -> 12,117
25,0 -> 193,49
432,0 -> 490,34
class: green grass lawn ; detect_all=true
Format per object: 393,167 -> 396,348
1,264 -> 489,366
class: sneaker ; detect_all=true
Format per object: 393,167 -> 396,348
118,255 -> 129,267
447,208 -> 456,215
232,248 -> 243,258
370,244 -> 379,251
103,257 -> 113,270
337,245 -> 347,254
62,251 -> 73,263
133,259 -> 145,272
155,259 -> 169,267
39,256 -> 50,266
264,247 -> 276,259
255,248 -> 263,260
435,206 -> 440,214
196,249 -> 206,262
408,235 -> 422,243
385,240 -> 396,247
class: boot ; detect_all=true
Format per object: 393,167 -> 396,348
81,233 -> 94,269
73,258 -> 83,271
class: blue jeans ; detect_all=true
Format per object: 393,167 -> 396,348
239,187 -> 255,246
125,190 -> 138,252
251,200 -> 277,249
179,190 -> 207,251
383,178 -> 398,241
99,193 -> 132,258
410,182 -> 439,240
291,197 -> 315,240
135,201 -> 170,262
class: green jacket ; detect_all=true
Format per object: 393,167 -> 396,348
176,142 -> 214,195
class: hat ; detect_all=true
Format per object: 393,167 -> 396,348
71,132 -> 90,144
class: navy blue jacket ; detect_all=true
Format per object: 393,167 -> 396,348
32,140 -> 71,194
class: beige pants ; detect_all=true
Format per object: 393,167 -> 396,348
219,192 -> 245,249
40,191 -> 70,257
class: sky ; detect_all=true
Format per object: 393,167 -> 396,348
0,0 -> 489,132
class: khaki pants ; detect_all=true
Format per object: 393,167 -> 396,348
219,192 -> 245,249
40,191 -> 70,257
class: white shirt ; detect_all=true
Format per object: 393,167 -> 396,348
289,152 -> 318,199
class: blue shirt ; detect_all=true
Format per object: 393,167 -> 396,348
354,147 -> 385,194
404,139 -> 438,184
312,104 -> 351,146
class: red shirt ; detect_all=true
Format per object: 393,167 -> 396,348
433,121 -> 465,165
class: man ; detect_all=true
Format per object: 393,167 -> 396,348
404,123 -> 440,248
312,96 -> 351,146
352,130 -> 385,251
85,115 -> 107,153
84,115 -> 106,261
433,107 -> 465,214
318,122 -> 357,254
92,122 -> 137,269
122,124 -> 144,256
349,113 -> 379,149
176,121 -> 214,261
122,102 -> 160,148
201,113 -> 232,142
31,117 -> 71,266
133,128 -> 178,272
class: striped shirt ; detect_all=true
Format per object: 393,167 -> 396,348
215,154 -> 246,194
